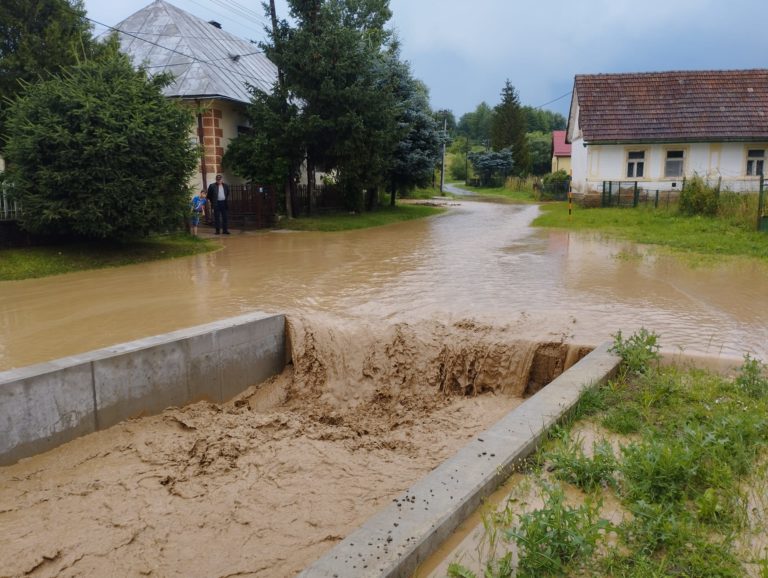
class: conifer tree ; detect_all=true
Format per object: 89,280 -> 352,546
491,80 -> 530,175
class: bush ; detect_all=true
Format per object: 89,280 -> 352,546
679,175 -> 719,216
735,353 -> 768,398
609,328 -> 661,378
449,153 -> 468,181
4,50 -> 197,239
718,191 -> 760,229
542,169 -> 569,186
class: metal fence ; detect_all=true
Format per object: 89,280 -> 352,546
601,182 -> 679,209
227,183 -> 277,229
291,184 -> 346,216
539,179 -> 570,201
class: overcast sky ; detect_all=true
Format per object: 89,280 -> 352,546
82,0 -> 768,118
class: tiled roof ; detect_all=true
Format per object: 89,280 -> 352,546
109,0 -> 277,103
573,69 -> 768,143
552,130 -> 571,156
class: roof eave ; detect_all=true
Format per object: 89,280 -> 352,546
583,136 -> 768,145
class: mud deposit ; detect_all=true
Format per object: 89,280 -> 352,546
0,317 -> 588,577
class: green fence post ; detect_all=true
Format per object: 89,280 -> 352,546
633,181 -> 639,207
758,174 -> 766,232
655,190 -> 659,208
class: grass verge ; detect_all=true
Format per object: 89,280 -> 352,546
533,202 -> 768,260
0,234 -> 218,281
276,203 -> 446,232
447,331 -> 768,578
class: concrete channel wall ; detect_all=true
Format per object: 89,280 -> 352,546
0,312 -> 286,466
298,341 -> 621,578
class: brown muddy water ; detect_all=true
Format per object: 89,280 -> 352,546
1,199 -> 767,577
1,200 -> 766,369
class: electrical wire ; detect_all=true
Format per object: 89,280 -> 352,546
86,15 -> 273,85
534,91 -> 572,110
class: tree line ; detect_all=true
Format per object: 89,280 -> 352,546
443,84 -> 567,181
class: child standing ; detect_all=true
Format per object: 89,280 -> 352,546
190,190 -> 207,235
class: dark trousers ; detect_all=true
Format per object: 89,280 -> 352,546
213,200 -> 229,233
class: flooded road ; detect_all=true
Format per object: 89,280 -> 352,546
2,198 -> 767,577
1,199 -> 765,370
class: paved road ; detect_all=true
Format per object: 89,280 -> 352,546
442,182 -> 476,196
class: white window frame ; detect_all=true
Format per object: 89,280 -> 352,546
626,150 -> 646,178
664,149 -> 685,178
746,148 -> 765,176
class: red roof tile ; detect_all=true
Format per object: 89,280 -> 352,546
552,130 -> 571,156
573,69 -> 768,143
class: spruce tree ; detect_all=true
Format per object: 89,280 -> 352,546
491,80 -> 530,175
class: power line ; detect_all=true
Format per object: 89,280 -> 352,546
86,15 -> 272,85
534,91 -> 572,110
182,0 -> 268,36
209,0 -> 270,27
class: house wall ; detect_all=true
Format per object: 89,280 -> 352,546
571,141 -> 766,195
551,155 -> 571,174
186,99 -> 250,193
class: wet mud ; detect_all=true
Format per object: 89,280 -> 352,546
0,316 -> 587,577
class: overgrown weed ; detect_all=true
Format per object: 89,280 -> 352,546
442,329 -> 768,576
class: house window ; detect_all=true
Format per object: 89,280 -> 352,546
746,149 -> 765,176
664,150 -> 684,177
627,151 -> 645,178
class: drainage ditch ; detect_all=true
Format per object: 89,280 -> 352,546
0,316 -> 599,578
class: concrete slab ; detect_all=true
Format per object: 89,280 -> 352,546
297,341 -> 621,578
0,311 -> 286,466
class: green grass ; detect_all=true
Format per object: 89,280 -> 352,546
277,203 -> 446,232
0,234 -> 218,281
448,332 -> 768,577
533,202 -> 768,260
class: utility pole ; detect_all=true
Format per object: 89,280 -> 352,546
439,118 -> 447,196
269,0 -> 293,219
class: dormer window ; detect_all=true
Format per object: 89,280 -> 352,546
747,149 -> 765,176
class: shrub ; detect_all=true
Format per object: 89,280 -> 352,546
508,483 -> 609,576
735,353 -> 768,398
718,191 -> 760,229
679,174 -> 719,216
609,328 -> 661,378
546,438 -> 618,491
4,50 -> 197,239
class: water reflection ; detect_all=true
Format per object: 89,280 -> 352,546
1,200 -> 766,369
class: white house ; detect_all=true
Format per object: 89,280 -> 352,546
112,0 -> 278,192
566,69 -> 768,196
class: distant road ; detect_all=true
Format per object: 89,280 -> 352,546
442,183 -> 476,196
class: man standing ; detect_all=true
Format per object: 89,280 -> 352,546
207,174 -> 230,234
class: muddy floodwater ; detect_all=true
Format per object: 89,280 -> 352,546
1,199 -> 767,577
1,200 -> 766,369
